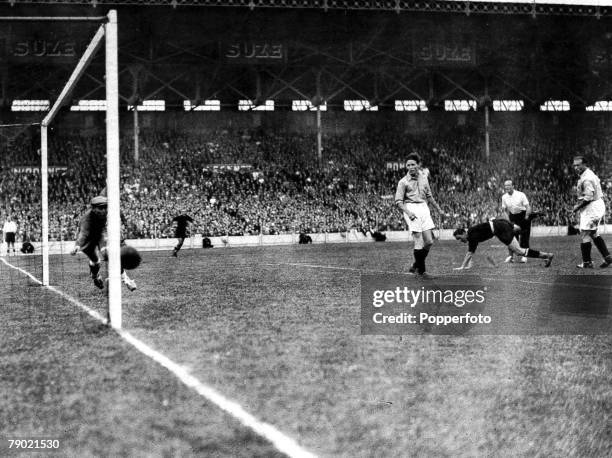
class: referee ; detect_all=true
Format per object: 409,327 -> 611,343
501,180 -> 531,263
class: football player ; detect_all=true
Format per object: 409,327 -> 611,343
71,196 -> 137,291
171,212 -> 194,257
571,156 -> 612,268
395,153 -> 447,275
453,218 -> 554,270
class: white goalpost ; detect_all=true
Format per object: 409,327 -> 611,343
3,11 -> 122,327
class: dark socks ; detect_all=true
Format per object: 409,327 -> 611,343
526,249 -> 541,258
89,262 -> 100,278
422,246 -> 432,272
593,236 -> 610,258
413,249 -> 425,273
581,242 -> 592,262
413,247 -> 431,273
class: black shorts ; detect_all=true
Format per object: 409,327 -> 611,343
493,219 -> 515,245
175,231 -> 187,239
5,232 -> 15,244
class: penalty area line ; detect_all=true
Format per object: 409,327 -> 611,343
261,262 -> 404,275
0,257 -> 317,458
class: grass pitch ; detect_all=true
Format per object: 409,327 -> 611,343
1,237 -> 611,457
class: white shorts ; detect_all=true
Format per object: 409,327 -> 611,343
579,198 -> 605,231
402,202 -> 435,233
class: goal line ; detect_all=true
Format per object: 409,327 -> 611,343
0,256 -> 316,458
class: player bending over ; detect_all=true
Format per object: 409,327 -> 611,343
453,218 -> 554,270
70,196 -> 137,291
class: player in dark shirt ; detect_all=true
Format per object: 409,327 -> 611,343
453,218 -> 554,270
70,196 -> 137,290
172,214 -> 194,257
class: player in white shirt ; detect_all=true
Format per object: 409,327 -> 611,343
501,180 -> 531,263
2,215 -> 17,256
571,156 -> 612,268
395,153 -> 447,275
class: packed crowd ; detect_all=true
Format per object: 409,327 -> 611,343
1,125 -> 611,242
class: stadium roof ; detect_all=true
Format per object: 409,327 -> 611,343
3,0 -> 612,18
0,2 -> 611,112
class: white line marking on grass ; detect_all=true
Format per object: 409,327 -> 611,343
0,257 -> 317,458
0,258 -> 109,323
261,262 -> 404,275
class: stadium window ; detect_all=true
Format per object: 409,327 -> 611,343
444,100 -> 477,111
344,100 -> 378,111
127,100 -> 166,111
238,100 -> 274,111
394,100 -> 428,112
11,99 -> 50,111
183,100 -> 221,111
492,100 -> 524,112
70,100 -> 107,111
291,100 -> 327,111
585,101 -> 612,112
540,100 -> 570,112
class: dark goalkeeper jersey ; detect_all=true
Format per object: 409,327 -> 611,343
173,215 -> 194,234
467,219 -> 514,252
76,207 -> 107,247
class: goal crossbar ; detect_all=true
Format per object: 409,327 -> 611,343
0,16 -> 107,21
42,26 -> 105,127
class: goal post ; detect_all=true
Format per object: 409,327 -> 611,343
41,19 -> 106,287
105,10 -> 122,329
12,10 -> 122,327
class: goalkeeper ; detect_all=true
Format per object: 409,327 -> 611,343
453,218 -> 554,270
71,195 -> 137,291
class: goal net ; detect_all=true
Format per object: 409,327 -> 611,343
0,10 -> 123,328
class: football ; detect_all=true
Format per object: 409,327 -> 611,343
120,245 -> 142,270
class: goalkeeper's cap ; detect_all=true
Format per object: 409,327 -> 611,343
91,196 -> 108,207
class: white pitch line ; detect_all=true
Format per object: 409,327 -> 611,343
0,257 -> 316,458
261,262 -> 404,275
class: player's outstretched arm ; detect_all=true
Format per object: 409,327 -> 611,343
71,212 -> 89,255
454,251 -> 474,270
